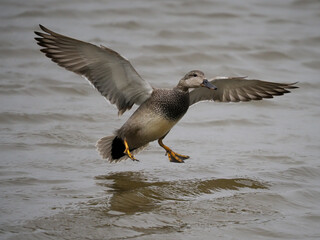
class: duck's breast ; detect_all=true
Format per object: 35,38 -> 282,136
118,89 -> 190,148
150,88 -> 190,121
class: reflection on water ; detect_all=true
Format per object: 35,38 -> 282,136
95,171 -> 267,215
12,172 -> 269,240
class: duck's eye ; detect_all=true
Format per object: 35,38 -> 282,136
192,73 -> 198,77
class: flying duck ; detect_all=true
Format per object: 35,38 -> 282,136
34,25 -> 297,163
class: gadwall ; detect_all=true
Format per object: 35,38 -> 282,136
34,25 -> 298,163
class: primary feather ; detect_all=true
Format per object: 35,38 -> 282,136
35,25 -> 153,115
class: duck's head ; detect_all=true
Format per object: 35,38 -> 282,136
177,70 -> 217,91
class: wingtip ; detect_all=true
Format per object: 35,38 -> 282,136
286,82 -> 299,89
38,24 -> 53,35
39,24 -> 45,31
34,24 -> 47,36
34,31 -> 43,37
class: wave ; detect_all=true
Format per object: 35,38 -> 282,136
0,112 -> 97,124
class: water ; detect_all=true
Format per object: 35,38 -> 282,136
1,0 -> 320,239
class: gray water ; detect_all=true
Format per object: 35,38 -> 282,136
1,0 -> 320,239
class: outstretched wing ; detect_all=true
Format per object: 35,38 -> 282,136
35,25 -> 153,115
189,76 -> 298,105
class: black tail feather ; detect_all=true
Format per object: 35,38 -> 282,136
111,137 -> 126,159
96,135 -> 139,162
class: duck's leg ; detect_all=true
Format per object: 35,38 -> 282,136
158,136 -> 189,163
123,138 -> 139,161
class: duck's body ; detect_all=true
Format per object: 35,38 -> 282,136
35,25 -> 298,163
119,88 -> 190,147
98,87 -> 191,162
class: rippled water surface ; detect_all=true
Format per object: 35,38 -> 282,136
1,0 -> 320,239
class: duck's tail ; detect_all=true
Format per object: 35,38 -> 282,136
96,135 -> 147,162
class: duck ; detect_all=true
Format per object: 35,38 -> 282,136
34,25 -> 298,163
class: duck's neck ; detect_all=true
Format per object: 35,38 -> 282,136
174,84 -> 189,92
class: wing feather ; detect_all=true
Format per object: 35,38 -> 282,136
189,76 -> 297,105
35,25 -> 153,115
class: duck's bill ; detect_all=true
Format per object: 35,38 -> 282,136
201,79 -> 217,90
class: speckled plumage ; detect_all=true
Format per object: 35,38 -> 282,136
147,88 -> 190,121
